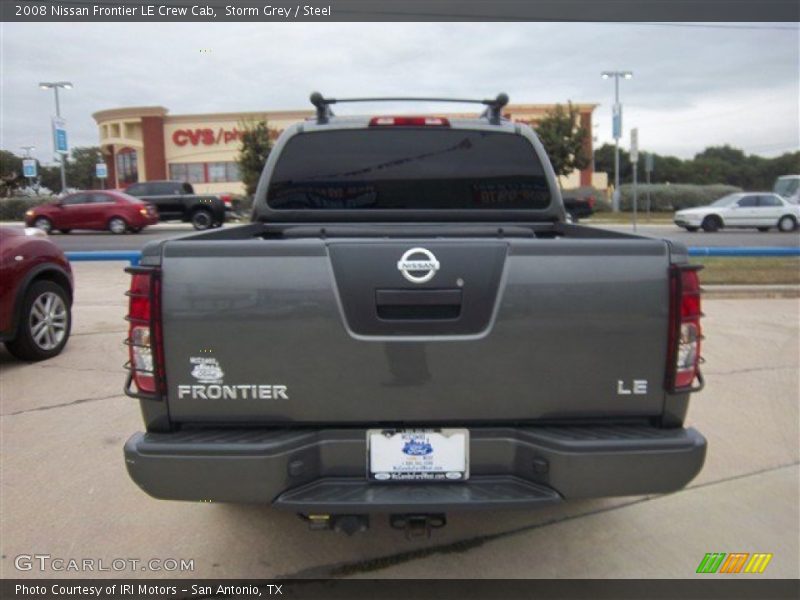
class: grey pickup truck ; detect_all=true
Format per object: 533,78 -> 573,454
123,93 -> 706,535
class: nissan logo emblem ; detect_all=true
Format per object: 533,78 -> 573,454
397,247 -> 440,284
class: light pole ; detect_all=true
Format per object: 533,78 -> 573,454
20,145 -> 36,190
601,71 -> 632,212
39,81 -> 73,192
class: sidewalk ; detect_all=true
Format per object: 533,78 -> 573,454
703,284 -> 800,299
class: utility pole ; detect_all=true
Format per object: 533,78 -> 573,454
20,145 -> 37,190
39,81 -> 73,192
631,128 -> 639,232
601,71 -> 633,212
645,152 -> 654,220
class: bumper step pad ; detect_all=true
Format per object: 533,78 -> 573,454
274,476 -> 561,513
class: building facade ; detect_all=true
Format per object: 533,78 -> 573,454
93,103 -> 606,195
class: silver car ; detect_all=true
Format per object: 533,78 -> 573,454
774,175 -> 800,205
674,193 -> 800,232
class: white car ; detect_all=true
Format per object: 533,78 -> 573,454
774,175 -> 800,205
674,193 -> 800,233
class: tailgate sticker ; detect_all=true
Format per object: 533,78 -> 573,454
190,357 -> 224,383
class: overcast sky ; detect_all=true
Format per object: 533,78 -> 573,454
2,21 -> 798,164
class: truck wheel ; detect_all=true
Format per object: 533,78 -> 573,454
33,217 -> 52,234
191,209 -> 213,230
5,280 -> 71,361
778,216 -> 797,232
108,217 -> 128,234
701,216 -> 722,233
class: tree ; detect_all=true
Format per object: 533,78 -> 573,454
66,146 -> 103,190
694,145 -> 746,165
534,103 -> 591,182
594,143 -> 633,184
592,142 -> 799,190
236,120 -> 272,197
0,150 -> 24,197
39,165 -> 63,193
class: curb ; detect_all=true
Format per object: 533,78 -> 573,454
586,222 -> 673,227
702,285 -> 800,299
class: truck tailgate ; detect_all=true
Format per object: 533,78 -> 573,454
160,236 -> 671,424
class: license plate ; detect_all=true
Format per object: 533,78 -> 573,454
367,428 -> 469,482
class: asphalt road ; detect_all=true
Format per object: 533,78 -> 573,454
12,222 -> 800,252
0,263 -> 798,579
599,223 -> 800,248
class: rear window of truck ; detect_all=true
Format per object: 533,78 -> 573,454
266,129 -> 551,211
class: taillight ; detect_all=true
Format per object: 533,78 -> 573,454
666,264 -> 703,392
587,195 -> 596,209
219,194 -> 232,207
125,268 -> 165,396
369,116 -> 450,127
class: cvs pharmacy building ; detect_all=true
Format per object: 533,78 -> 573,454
93,103 -> 604,195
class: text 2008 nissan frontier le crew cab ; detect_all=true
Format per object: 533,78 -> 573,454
123,93 -> 706,534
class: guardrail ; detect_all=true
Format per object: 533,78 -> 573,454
64,247 -> 800,267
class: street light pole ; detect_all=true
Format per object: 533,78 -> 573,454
614,76 -> 619,212
39,81 -> 73,193
601,71 -> 633,212
20,145 -> 36,189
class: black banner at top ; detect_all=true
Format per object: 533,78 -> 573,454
2,0 -> 799,22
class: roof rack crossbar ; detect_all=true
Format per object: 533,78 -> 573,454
308,92 -> 509,125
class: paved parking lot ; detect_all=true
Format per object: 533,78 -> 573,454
0,263 -> 798,579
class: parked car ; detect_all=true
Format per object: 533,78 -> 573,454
562,192 -> 596,221
674,193 -> 800,232
773,175 -> 800,205
0,226 -> 73,360
124,180 -> 236,230
123,93 -> 707,534
24,190 -> 158,235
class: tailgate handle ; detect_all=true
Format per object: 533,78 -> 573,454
375,289 -> 462,320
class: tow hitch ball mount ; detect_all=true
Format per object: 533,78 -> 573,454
301,513 -> 447,537
390,514 -> 447,539
303,514 -> 370,535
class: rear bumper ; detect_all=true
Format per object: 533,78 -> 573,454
224,207 -> 243,221
131,215 -> 159,227
124,425 -> 706,511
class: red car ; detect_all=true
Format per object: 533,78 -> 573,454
0,226 -> 73,360
24,190 -> 158,234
